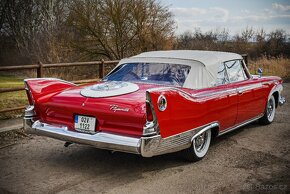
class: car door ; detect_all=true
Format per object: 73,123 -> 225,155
213,61 -> 238,130
225,60 -> 264,124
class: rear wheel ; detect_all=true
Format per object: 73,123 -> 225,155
259,95 -> 276,125
182,129 -> 211,162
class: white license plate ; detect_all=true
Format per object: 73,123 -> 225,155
74,115 -> 96,133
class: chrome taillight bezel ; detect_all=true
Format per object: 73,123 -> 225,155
157,95 -> 167,111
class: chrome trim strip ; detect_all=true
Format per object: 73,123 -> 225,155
237,83 -> 263,93
147,86 -> 193,97
194,83 -> 264,98
141,122 -> 219,157
193,88 -> 237,98
218,114 -> 263,136
146,82 -> 265,99
191,123 -> 219,141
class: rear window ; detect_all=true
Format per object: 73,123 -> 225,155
104,63 -> 191,86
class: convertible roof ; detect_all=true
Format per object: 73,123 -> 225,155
131,50 -> 243,67
115,50 -> 244,89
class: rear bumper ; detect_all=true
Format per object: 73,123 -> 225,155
24,117 -> 218,157
26,119 -> 141,154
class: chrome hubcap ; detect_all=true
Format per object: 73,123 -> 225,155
195,132 -> 207,152
267,99 -> 274,119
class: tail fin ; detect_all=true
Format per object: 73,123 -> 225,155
24,78 -> 76,105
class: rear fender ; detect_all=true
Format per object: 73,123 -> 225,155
146,87 -> 211,138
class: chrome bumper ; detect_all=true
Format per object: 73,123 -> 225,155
25,119 -> 141,154
24,117 -> 218,157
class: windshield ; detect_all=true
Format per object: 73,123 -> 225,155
103,63 -> 191,86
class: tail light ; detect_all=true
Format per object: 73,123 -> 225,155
146,101 -> 153,122
24,81 -> 34,105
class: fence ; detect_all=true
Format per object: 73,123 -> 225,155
0,60 -> 119,113
0,54 -> 250,114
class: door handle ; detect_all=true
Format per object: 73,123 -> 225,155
238,90 -> 243,95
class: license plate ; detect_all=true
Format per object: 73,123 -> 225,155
74,115 -> 96,133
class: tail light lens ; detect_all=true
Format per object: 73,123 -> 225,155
25,90 -> 34,105
146,101 -> 153,122
24,81 -> 34,105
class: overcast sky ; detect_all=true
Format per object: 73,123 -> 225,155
161,0 -> 290,35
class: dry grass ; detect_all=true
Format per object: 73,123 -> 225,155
0,75 -> 27,119
248,56 -> 290,79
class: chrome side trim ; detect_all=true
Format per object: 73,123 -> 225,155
193,88 -> 237,98
218,114 -> 263,136
191,123 -> 219,142
141,122 -> 219,157
147,86 -> 193,97
30,120 -> 141,154
237,83 -> 263,93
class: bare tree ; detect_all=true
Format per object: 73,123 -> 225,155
266,29 -> 287,57
67,0 -> 175,60
0,0 -> 72,64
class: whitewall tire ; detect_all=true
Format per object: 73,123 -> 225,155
259,95 -> 276,125
182,129 -> 211,162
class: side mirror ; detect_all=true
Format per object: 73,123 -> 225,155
257,68 -> 263,77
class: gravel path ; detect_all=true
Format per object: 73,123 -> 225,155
0,84 -> 289,194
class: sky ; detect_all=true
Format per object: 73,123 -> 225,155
160,0 -> 290,35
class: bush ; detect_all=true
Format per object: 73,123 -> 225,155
248,56 -> 290,79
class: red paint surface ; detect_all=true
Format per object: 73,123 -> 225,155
26,76 -> 282,138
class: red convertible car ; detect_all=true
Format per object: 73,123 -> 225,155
24,50 -> 285,161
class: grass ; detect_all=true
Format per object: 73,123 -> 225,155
248,56 -> 290,79
0,75 -> 27,119
0,75 -> 24,88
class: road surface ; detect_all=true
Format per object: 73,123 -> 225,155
0,84 -> 289,194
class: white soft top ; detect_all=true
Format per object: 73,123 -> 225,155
116,50 -> 243,89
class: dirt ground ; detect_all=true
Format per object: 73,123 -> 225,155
0,84 -> 289,194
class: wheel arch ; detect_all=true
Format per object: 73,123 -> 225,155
272,91 -> 279,108
211,125 -> 220,139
